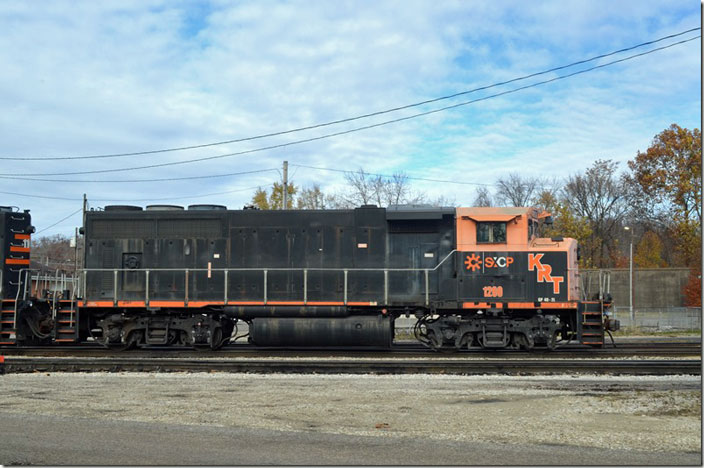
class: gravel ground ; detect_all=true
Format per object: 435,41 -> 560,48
0,372 -> 700,456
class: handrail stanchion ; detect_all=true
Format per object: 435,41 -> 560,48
113,270 -> 118,307
52,269 -> 59,312
303,269 -> 307,305
384,270 -> 388,305
224,270 -> 228,305
82,270 -> 87,305
263,270 -> 268,305
424,269 -> 429,306
184,269 -> 189,306
343,270 -> 348,305
145,270 -> 150,307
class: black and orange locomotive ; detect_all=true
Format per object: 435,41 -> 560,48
0,203 -> 617,350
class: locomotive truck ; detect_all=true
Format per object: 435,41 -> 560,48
0,203 -> 617,350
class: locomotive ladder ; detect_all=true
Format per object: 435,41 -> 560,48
0,299 -> 17,345
54,298 -> 79,343
51,271 -> 80,344
580,301 -> 605,347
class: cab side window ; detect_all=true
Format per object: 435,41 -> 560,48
477,222 -> 506,243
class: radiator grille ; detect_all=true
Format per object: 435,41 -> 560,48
157,219 -> 222,238
92,220 -> 154,238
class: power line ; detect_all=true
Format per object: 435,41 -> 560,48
0,168 -> 277,183
1,34 -> 697,179
1,27 -> 699,162
0,185 -> 263,202
36,207 -> 83,234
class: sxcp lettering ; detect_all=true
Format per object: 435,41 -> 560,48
464,253 -> 514,271
484,256 -> 513,268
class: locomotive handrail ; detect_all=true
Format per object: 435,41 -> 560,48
78,249 -> 459,273
80,249 -> 460,308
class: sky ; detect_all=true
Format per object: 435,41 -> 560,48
0,0 -> 700,237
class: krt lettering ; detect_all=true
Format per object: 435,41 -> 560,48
528,253 -> 564,294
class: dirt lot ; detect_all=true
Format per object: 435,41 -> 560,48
0,372 -> 700,457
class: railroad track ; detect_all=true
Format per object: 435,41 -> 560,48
0,341 -> 700,358
1,356 -> 700,375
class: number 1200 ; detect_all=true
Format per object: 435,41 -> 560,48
482,286 -> 503,297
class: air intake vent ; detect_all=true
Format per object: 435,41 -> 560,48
92,219 -> 154,238
146,205 -> 184,211
188,204 -> 227,210
157,219 -> 222,238
104,205 -> 143,211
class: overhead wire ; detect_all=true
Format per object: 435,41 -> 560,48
0,168 -> 277,183
1,27 -> 699,162
35,207 -> 83,234
0,185 -> 263,203
0,34 -> 698,179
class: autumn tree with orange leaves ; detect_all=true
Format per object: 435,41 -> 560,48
628,124 -> 701,305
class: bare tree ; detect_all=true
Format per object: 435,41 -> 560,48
472,187 -> 493,207
32,234 -> 76,273
495,174 -> 542,207
338,169 -> 426,207
563,159 -> 631,267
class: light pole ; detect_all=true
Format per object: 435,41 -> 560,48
624,226 -> 633,321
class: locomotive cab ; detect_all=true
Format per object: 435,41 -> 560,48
416,206 -> 597,350
455,207 -> 580,304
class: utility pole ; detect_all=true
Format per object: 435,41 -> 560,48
82,194 -> 87,230
74,227 -> 79,275
624,226 -> 634,322
282,161 -> 288,210
81,194 -> 87,273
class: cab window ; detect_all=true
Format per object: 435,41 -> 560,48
477,222 -> 506,243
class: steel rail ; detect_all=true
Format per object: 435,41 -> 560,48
0,341 -> 700,357
1,357 -> 699,375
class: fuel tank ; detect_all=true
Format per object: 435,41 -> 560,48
249,315 -> 393,347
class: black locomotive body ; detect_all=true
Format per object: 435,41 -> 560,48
1,203 -> 617,350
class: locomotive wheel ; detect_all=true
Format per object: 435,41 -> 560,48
210,327 -> 224,350
107,330 -> 141,351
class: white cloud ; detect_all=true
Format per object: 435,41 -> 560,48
0,0 -> 699,235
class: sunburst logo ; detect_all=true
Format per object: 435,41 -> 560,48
464,253 -> 482,272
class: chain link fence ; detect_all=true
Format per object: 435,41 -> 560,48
611,307 -> 701,332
